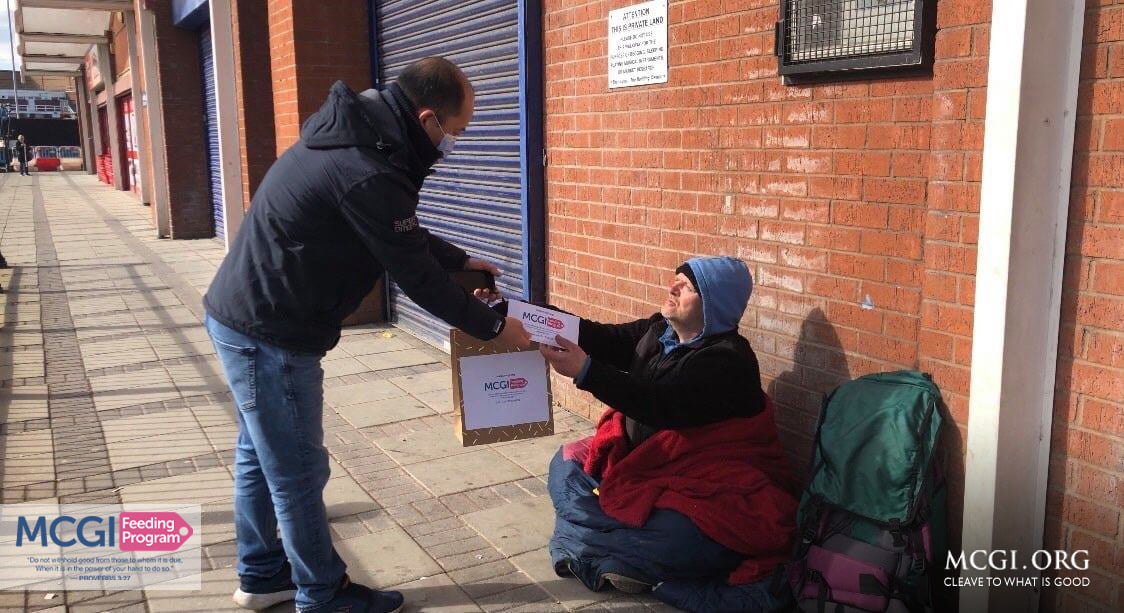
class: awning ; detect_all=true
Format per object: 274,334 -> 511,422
14,0 -> 127,78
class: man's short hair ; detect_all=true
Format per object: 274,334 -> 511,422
396,57 -> 470,122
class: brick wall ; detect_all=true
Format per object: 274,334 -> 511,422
149,0 -> 213,238
1043,1 -> 1124,610
266,0 -> 370,155
543,0 -> 988,580
232,0 -> 277,210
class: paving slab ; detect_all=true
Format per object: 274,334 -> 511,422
324,475 -> 380,519
509,548 -> 616,610
390,370 -> 453,394
373,427 -> 477,465
337,395 -> 436,429
107,430 -> 214,472
405,449 -> 531,497
119,467 -> 233,506
337,334 -> 415,357
461,496 -> 556,557
144,567 -> 288,613
414,388 -> 455,413
392,573 -> 483,612
493,432 -> 575,477
102,409 -> 202,443
356,349 -> 441,372
325,380 -> 409,408
335,527 -> 442,589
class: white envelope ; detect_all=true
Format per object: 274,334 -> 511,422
507,300 -> 580,348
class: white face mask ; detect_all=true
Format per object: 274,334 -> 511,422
433,115 -> 456,157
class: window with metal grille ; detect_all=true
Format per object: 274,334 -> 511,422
774,0 -> 936,79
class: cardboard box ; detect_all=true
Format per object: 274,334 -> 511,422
450,329 -> 554,446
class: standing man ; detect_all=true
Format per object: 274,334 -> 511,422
203,57 -> 531,613
15,134 -> 30,175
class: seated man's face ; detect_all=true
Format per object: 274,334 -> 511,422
661,273 -> 704,332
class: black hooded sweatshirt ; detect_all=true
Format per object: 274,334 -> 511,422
203,81 -> 505,353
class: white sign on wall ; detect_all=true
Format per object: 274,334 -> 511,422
608,0 -> 668,89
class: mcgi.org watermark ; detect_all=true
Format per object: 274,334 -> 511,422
945,549 -> 1091,588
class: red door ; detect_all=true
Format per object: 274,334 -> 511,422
117,94 -> 140,194
97,105 -> 113,185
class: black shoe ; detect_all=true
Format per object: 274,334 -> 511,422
233,560 -> 298,610
298,575 -> 404,613
602,572 -> 653,594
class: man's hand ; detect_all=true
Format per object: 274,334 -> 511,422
540,336 -> 588,379
464,257 -> 502,278
495,316 -> 532,349
472,287 -> 502,303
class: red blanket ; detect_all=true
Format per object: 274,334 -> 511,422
565,398 -> 798,585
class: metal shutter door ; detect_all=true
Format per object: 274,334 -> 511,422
200,27 -> 224,239
373,0 -> 539,351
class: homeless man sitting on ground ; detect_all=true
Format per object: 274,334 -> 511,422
539,256 -> 798,612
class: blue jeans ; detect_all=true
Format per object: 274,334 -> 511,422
205,314 -> 345,610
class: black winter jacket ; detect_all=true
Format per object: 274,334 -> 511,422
204,81 -> 505,353
576,314 -> 766,446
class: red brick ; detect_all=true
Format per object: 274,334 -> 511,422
1086,7 -> 1124,43
922,302 -> 974,336
936,0 -> 991,28
831,202 -> 888,228
1069,223 -> 1124,258
1099,190 -> 1124,223
807,226 -> 861,251
1061,496 -> 1121,538
1092,260 -> 1124,295
922,271 -> 958,303
935,28 -> 973,59
829,253 -> 885,282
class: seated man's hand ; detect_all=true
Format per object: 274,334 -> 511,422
496,316 -> 532,349
540,336 -> 588,379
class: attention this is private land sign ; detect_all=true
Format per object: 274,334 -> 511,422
608,0 -> 668,89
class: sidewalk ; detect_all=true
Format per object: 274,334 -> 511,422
0,173 -> 670,613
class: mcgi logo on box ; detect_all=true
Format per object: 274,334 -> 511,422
485,377 -> 528,391
521,311 -> 565,330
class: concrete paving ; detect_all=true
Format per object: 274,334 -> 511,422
0,174 -> 676,612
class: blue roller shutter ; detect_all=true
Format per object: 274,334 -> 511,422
200,27 -> 223,239
372,0 -> 544,351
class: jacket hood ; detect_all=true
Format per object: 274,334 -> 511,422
660,256 -> 753,353
300,81 -> 441,183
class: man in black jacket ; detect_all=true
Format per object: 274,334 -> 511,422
540,256 -> 764,449
15,135 -> 30,176
203,58 -> 530,613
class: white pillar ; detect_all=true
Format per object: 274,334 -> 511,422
123,10 -> 153,205
136,6 -> 171,237
87,76 -> 103,163
96,42 -> 125,191
208,0 -> 245,250
960,0 -> 1085,611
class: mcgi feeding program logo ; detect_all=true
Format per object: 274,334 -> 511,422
0,504 -> 202,592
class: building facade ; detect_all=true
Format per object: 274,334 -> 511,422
35,1 -> 1122,611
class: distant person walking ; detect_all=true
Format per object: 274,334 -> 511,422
15,134 -> 30,176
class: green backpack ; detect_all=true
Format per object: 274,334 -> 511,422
785,371 -> 948,612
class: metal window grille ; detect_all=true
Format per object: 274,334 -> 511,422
775,0 -> 935,79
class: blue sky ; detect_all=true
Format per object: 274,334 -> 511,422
0,0 -> 19,71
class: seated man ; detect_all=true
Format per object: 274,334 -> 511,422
539,256 -> 797,613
